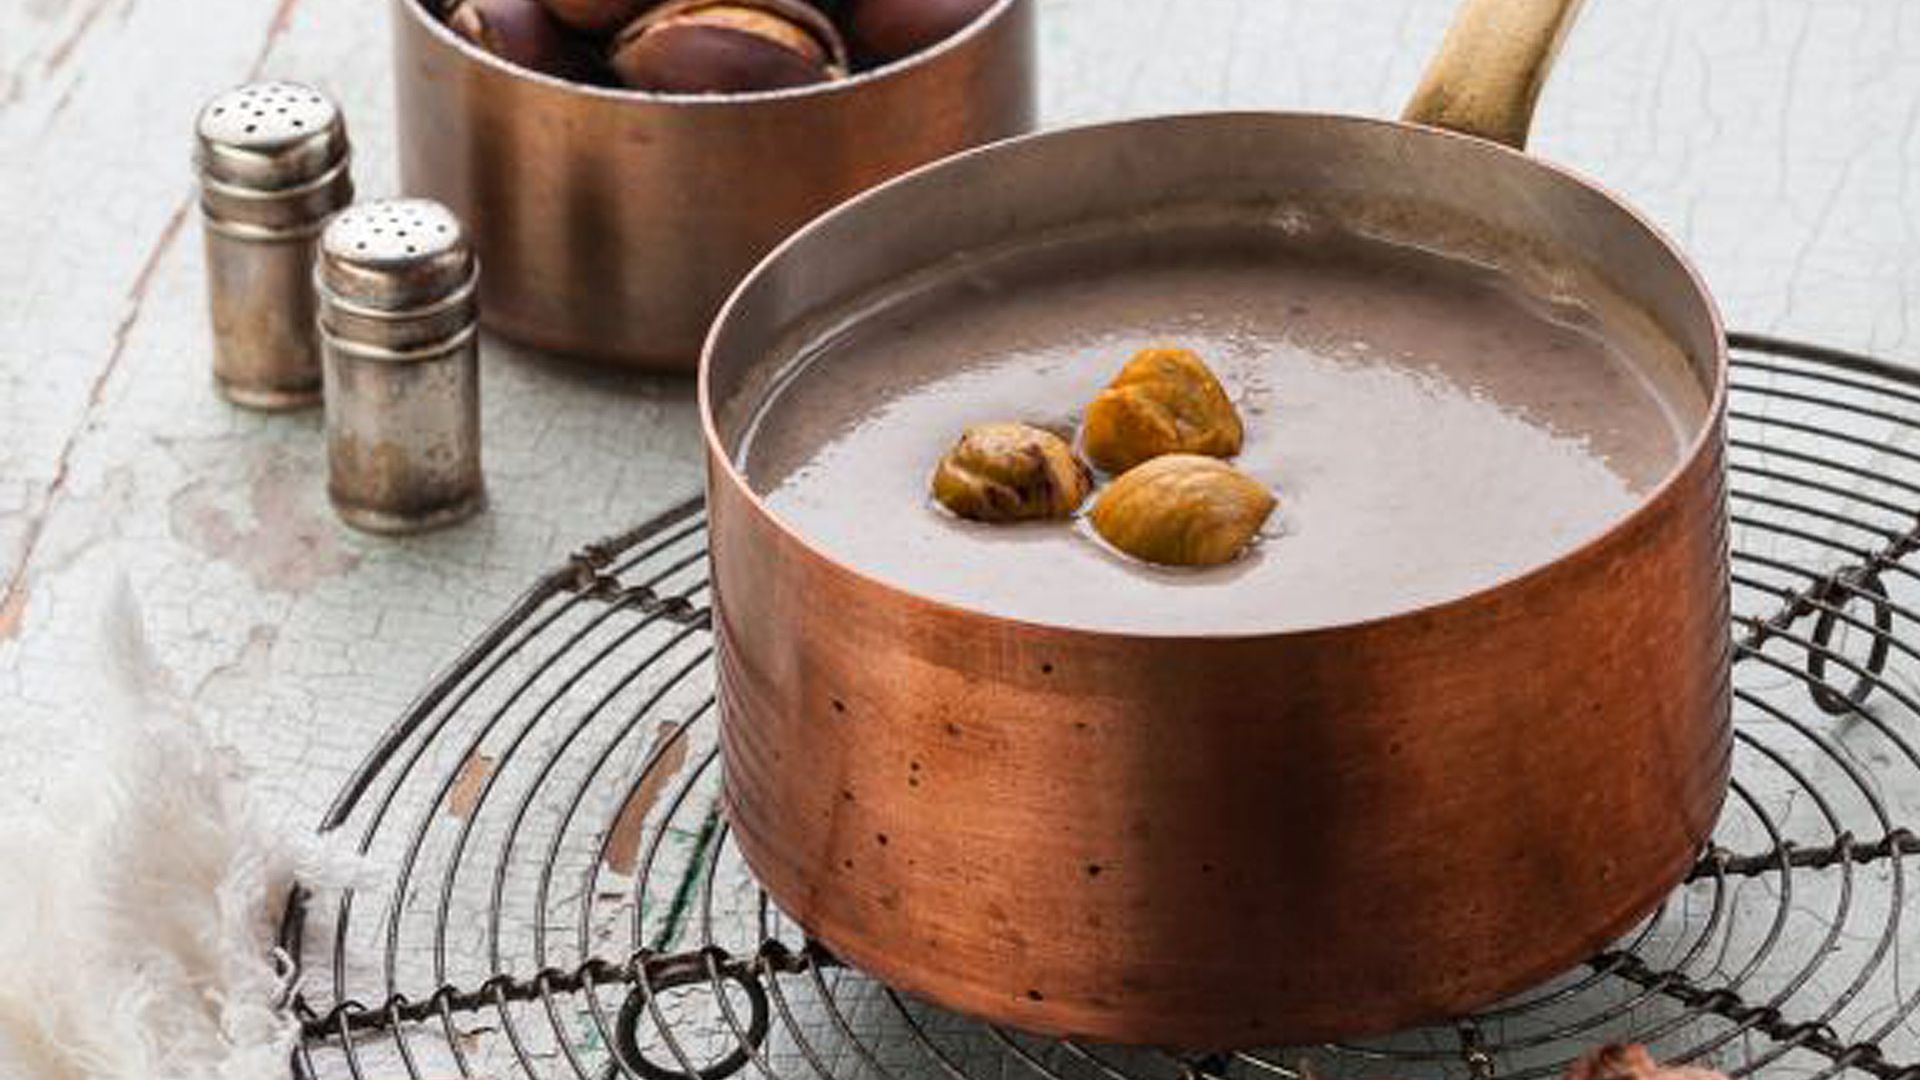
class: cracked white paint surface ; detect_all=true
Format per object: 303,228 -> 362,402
1,0 -> 1919,984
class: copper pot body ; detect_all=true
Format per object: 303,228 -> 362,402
702,0 -> 1731,1049
390,0 -> 1035,370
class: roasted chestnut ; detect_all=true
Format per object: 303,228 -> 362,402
446,0 -> 603,82
931,422 -> 1093,523
1081,346 -> 1245,475
1089,454 -> 1275,567
844,0 -> 995,64
609,0 -> 848,93
536,0 -> 655,34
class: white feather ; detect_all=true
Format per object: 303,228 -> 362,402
0,582 -> 358,1080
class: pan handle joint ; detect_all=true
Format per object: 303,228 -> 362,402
1402,0 -> 1586,150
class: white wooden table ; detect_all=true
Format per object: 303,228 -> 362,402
2,0 -> 1916,832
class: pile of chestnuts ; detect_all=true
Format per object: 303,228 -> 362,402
442,0 -> 997,93
929,346 -> 1280,570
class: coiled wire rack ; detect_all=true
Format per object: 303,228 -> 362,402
286,334 -> 1920,1080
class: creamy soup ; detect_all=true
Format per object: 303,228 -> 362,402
734,223 -> 1707,633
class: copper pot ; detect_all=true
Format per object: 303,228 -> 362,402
390,0 -> 1035,370
701,0 -> 1730,1049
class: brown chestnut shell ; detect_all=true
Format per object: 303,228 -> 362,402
446,0 -> 604,82
845,0 -> 995,65
535,0 -> 655,34
609,0 -> 849,93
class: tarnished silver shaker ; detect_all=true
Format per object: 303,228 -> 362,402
194,81 -> 353,409
316,198 -> 484,535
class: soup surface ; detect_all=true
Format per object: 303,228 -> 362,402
735,225 -> 1707,633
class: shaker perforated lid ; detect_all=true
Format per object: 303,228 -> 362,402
319,199 -> 476,314
195,81 -> 348,190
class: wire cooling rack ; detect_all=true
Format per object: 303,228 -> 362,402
286,334 -> 1920,1080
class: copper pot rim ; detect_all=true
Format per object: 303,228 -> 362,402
698,109 -> 1731,645
397,0 -> 1021,106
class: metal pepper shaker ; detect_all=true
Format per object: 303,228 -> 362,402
316,198 -> 485,534
193,81 -> 353,409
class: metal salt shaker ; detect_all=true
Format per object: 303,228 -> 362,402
194,81 -> 352,409
316,198 -> 484,535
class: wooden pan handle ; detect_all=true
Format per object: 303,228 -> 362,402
1401,0 -> 1585,150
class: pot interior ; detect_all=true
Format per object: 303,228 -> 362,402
704,112 -> 1724,634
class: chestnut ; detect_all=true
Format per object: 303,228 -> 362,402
535,0 -> 655,34
609,0 -> 848,94
446,0 -> 603,82
844,0 -> 994,65
931,422 -> 1093,523
1081,346 -> 1244,474
1090,454 -> 1276,568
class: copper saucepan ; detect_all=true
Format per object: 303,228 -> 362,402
391,0 -> 1036,369
701,0 -> 1731,1048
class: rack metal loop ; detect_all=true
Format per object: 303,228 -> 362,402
615,950 -> 772,1080
1807,568 -> 1894,714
